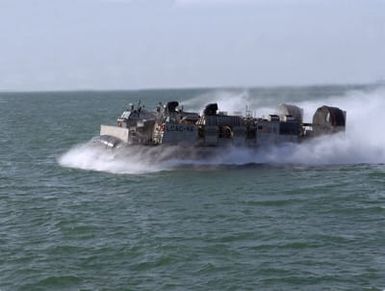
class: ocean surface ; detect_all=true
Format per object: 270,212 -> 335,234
1,85 -> 385,290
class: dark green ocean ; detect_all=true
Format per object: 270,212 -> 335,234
1,85 -> 385,290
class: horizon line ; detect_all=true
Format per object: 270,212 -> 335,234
0,81 -> 377,94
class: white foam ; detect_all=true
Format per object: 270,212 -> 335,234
58,143 -> 167,174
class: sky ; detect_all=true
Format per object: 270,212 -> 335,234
0,0 -> 385,91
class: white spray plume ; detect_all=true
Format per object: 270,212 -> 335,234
58,87 -> 385,174
183,89 -> 272,117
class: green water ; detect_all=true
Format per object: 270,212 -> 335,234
1,85 -> 385,290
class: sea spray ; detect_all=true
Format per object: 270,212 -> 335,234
58,86 -> 385,174
58,143 -> 220,174
58,143 -> 166,174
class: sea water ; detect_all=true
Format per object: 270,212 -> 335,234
1,85 -> 385,290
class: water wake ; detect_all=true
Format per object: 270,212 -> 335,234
58,86 -> 385,174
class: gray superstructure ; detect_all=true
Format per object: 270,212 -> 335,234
99,101 -> 346,148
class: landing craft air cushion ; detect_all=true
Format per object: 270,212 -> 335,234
99,101 -> 346,148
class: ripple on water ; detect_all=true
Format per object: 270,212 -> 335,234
2,89 -> 385,290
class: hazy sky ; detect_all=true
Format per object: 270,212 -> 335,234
1,0 -> 385,90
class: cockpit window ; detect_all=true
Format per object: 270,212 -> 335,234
121,111 -> 131,119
